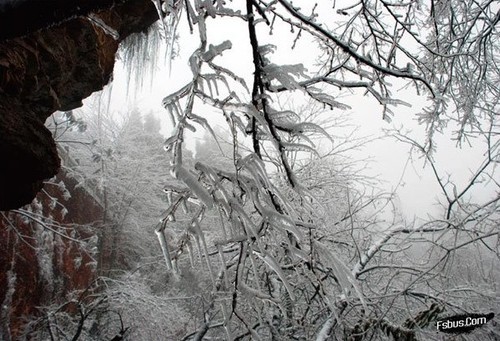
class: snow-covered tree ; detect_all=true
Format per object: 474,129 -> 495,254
151,0 -> 499,340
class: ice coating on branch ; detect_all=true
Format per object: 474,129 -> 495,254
352,231 -> 395,278
315,241 -> 366,308
288,244 -> 309,263
162,83 -> 191,125
195,0 -> 217,17
189,51 -> 201,76
192,220 -> 217,287
258,44 -> 277,56
240,282 -> 277,302
263,63 -> 308,91
253,250 -> 296,301
174,166 -> 214,209
194,162 -> 220,183
282,142 -> 319,155
268,109 -> 300,124
316,315 -> 336,341
308,89 -> 351,110
380,97 -> 412,107
202,40 -> 232,61
189,113 -> 224,149
286,122 -> 333,141
163,135 -> 178,151
155,228 -> 173,270
237,153 -> 273,189
262,208 -> 303,241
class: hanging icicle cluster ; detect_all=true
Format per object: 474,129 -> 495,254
117,4 -> 181,102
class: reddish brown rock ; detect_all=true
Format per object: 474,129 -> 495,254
0,169 -> 105,340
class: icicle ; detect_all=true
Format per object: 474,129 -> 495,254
181,198 -> 190,214
151,0 -> 169,39
238,153 -> 272,189
187,238 -> 195,268
239,211 -> 264,251
118,22 -> 167,102
253,250 -> 296,301
155,228 -> 173,270
174,165 -> 214,209
247,247 -> 263,292
289,244 -> 309,263
220,301 -> 232,340
193,221 -> 217,289
217,244 -> 229,289
315,241 -> 366,309
316,315 -> 336,341
193,232 -> 203,265
262,208 -> 303,242
172,258 -> 180,275
194,163 -> 221,186
218,206 -> 228,240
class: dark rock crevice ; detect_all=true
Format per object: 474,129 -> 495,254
0,0 -> 133,41
0,0 -> 158,210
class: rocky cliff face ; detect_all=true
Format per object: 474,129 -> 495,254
0,0 -> 157,210
0,169 -> 105,340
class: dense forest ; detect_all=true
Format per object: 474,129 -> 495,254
1,0 -> 499,340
